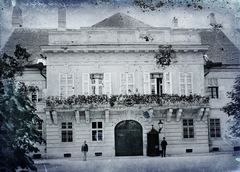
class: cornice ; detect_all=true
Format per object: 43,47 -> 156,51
41,44 -> 209,53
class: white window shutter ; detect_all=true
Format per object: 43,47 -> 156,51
59,73 -> 66,97
82,73 -> 90,95
186,72 -> 193,95
120,73 -> 127,94
164,72 -> 172,94
103,73 -> 111,95
128,73 -> 134,94
67,73 -> 74,96
179,72 -> 185,95
143,73 -> 150,94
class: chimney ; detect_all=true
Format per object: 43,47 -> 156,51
209,13 -> 217,26
58,7 -> 66,30
173,17 -> 178,27
12,6 -> 23,27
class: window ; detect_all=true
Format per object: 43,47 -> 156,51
90,74 -> 103,95
62,122 -> 73,142
59,73 -> 74,97
183,119 -> 194,138
179,72 -> 193,95
92,122 -> 103,141
82,73 -> 111,95
120,73 -> 134,94
207,78 -> 219,99
34,121 -> 43,137
143,72 -> 172,95
30,90 -> 43,102
28,81 -> 44,102
150,73 -> 163,95
210,119 -> 221,138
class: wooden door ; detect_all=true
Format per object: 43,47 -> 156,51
115,120 -> 143,156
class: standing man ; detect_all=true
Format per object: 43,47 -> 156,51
81,141 -> 88,161
161,137 -> 168,157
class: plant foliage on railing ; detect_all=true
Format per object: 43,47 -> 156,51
27,85 -> 39,92
46,94 -> 209,108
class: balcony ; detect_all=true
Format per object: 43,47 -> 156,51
45,94 -> 209,110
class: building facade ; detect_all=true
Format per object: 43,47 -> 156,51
2,7 -> 240,158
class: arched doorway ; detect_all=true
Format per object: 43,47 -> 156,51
115,120 -> 143,156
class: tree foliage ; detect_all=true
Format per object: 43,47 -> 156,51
222,75 -> 240,137
0,45 -> 44,172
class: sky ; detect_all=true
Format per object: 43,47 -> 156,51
1,0 -> 240,48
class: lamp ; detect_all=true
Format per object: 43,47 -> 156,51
158,120 -> 163,133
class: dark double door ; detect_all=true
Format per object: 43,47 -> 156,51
115,120 -> 143,156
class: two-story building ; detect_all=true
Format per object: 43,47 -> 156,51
2,6 -> 240,158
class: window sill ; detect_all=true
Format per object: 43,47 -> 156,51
181,138 -> 196,142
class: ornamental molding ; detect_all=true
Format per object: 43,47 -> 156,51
41,44 -> 209,53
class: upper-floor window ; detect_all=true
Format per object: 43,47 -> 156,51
59,73 -> 74,97
207,78 -> 219,99
210,119 -> 221,138
30,90 -> 43,102
183,119 -> 194,139
61,122 -> 73,142
92,121 -> 103,141
82,73 -> 111,95
120,73 -> 134,94
179,72 -> 193,95
143,72 -> 172,95
27,81 -> 44,102
90,74 -> 103,95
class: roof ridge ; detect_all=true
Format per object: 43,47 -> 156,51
92,12 -> 151,28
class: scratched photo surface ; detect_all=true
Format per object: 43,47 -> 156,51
1,0 -> 240,172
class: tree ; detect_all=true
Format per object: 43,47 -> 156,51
221,75 -> 240,144
0,45 -> 44,172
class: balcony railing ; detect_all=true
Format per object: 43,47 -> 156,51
45,94 -> 209,108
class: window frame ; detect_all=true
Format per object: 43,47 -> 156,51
82,73 -> 111,95
59,73 -> 74,98
209,119 -> 221,138
207,78 -> 219,99
34,121 -> 43,137
120,73 -> 134,94
91,78 -> 103,95
182,119 -> 195,139
91,121 -> 104,142
143,72 -> 172,95
61,122 -> 73,143
179,72 -> 193,95
208,86 -> 219,99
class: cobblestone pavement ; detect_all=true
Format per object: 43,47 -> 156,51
29,153 -> 240,172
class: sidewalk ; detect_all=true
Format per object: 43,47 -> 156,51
32,152 -> 240,172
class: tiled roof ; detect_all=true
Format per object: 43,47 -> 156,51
0,28 -> 49,64
92,13 -> 151,28
200,29 -> 240,65
1,16 -> 239,66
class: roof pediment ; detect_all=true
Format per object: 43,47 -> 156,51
92,13 -> 151,28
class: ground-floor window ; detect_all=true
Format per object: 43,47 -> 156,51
62,122 -> 73,142
34,121 -> 43,137
210,119 -> 221,138
92,121 -> 103,141
183,119 -> 194,138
